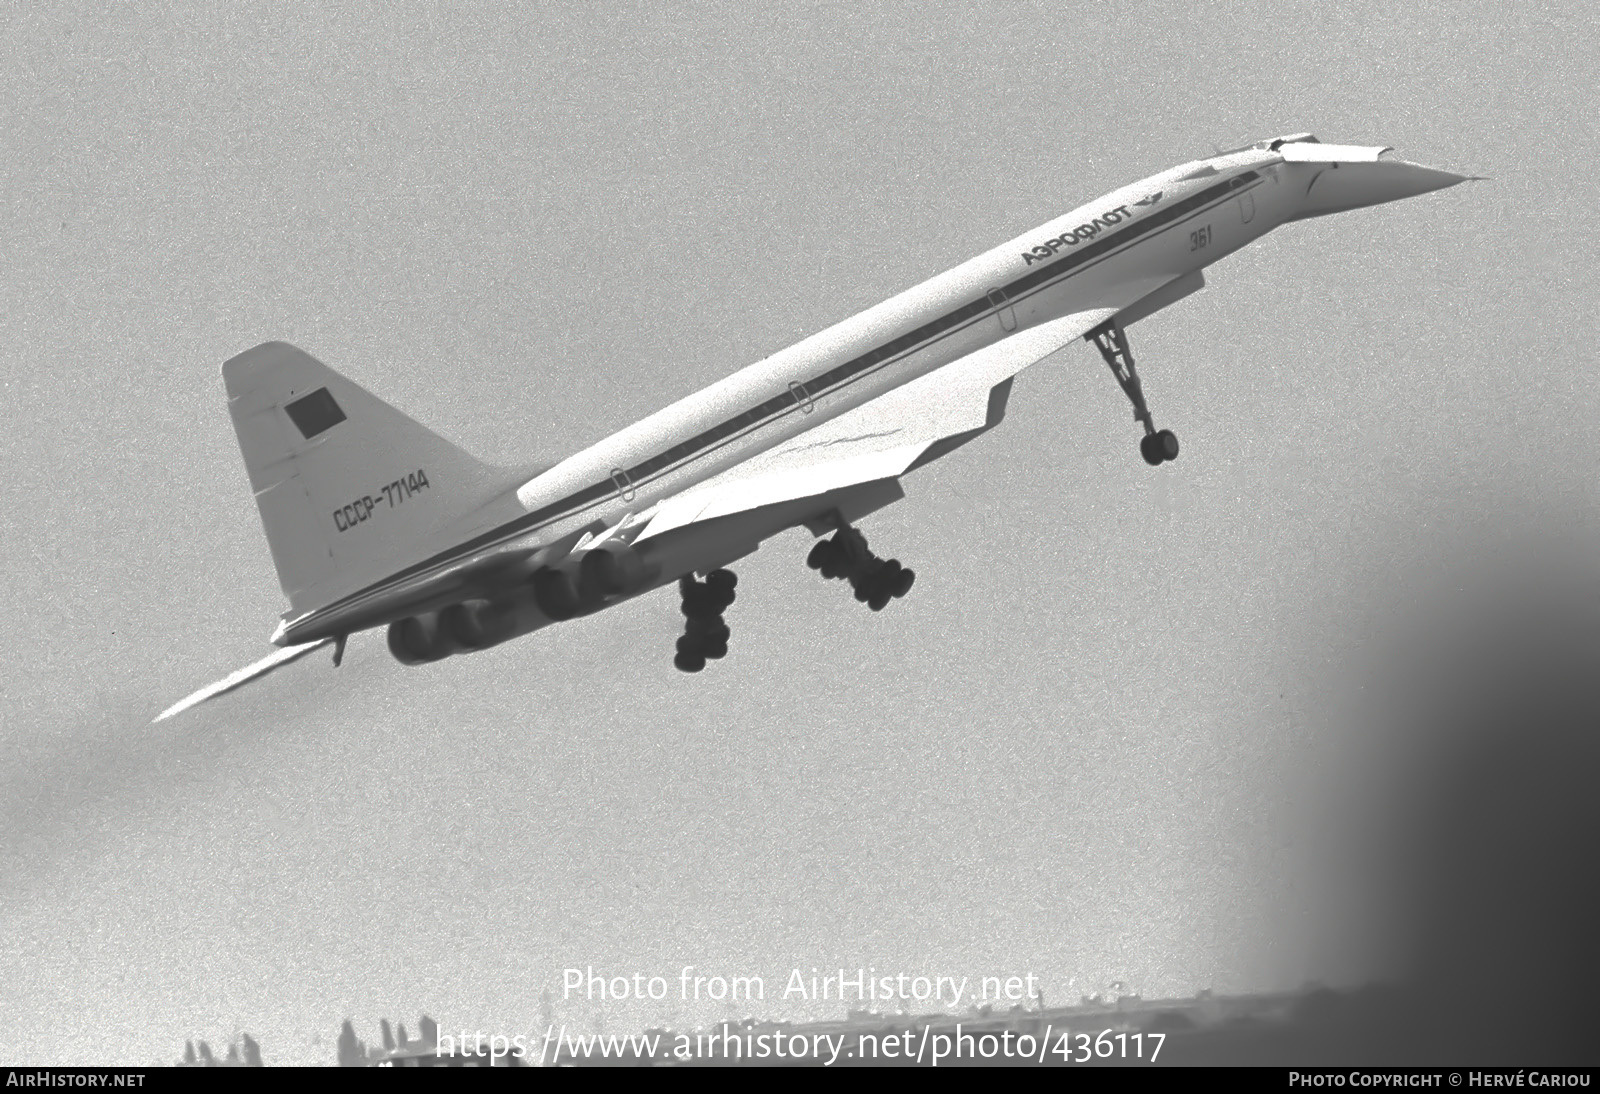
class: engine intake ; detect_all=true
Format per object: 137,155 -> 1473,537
577,543 -> 654,600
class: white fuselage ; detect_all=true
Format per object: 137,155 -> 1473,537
512,149 -> 1288,553
161,134 -> 1468,718
284,149 -> 1301,643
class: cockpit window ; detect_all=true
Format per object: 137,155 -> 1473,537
1216,133 -> 1319,158
1267,133 -> 1319,150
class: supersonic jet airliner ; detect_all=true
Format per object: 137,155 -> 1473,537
157,134 -> 1476,720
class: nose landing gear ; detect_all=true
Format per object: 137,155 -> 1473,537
1087,319 -> 1179,466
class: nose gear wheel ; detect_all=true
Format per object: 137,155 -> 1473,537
1087,319 -> 1179,465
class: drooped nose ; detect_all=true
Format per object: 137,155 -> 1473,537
1285,148 -> 1477,222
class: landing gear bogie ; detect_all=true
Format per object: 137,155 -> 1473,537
807,522 -> 917,613
673,569 -> 736,673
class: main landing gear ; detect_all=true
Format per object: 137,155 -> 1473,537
806,525 -> 915,611
674,569 -> 736,673
1086,319 -> 1179,466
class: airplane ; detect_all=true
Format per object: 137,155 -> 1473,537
156,133 -> 1476,721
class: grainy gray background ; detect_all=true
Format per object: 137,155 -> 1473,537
3,0 -> 1595,1065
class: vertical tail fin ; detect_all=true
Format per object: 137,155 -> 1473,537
223,342 -> 514,612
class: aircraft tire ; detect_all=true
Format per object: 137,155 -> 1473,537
1156,429 -> 1180,461
674,650 -> 707,673
685,616 -> 726,639
703,639 -> 728,660
681,588 -> 723,618
893,568 -> 916,598
1140,434 -> 1164,466
868,592 -> 890,611
807,540 -> 835,570
706,568 -> 738,594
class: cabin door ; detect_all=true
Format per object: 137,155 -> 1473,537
988,288 -> 1018,332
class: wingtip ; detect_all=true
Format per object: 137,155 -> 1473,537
152,637 -> 335,723
153,689 -> 210,723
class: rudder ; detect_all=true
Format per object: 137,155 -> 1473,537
223,342 -> 513,612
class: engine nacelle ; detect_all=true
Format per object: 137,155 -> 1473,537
576,543 -> 656,600
386,612 -> 455,666
526,544 -> 661,621
386,590 -> 557,666
440,597 -> 531,650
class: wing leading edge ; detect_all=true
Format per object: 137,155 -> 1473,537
635,304 -> 1126,542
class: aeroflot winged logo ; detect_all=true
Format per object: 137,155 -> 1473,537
1022,201 -> 1137,266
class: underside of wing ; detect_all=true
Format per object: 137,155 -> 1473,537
635,305 -> 1126,542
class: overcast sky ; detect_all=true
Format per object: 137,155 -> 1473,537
3,0 -> 1596,1066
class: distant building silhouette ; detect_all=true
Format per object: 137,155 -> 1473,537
339,1014 -> 502,1067
336,1020 -> 367,1067
177,1034 -> 262,1067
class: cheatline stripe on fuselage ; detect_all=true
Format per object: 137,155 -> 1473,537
296,170 -> 1262,631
